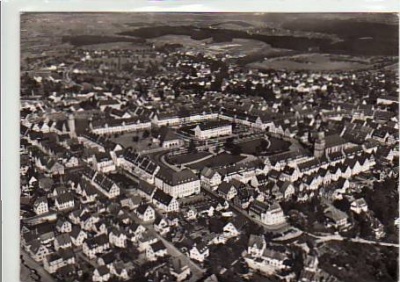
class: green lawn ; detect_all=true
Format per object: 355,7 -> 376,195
238,137 -> 291,155
110,132 -> 159,151
187,153 -> 245,170
167,152 -> 212,165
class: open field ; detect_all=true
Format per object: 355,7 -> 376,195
68,42 -> 150,50
110,132 -> 159,151
150,36 -> 282,59
248,53 -> 385,71
61,35 -> 144,47
238,137 -> 291,155
187,152 -> 245,170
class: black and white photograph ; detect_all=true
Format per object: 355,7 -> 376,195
18,12 -> 399,282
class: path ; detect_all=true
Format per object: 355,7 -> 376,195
160,154 -> 181,172
306,232 -> 399,247
181,153 -> 215,166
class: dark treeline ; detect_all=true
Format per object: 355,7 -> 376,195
119,25 -> 398,56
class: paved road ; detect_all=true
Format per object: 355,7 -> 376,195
181,153 -> 215,166
21,249 -> 56,282
160,154 -> 181,172
306,232 -> 399,247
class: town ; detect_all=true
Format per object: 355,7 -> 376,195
19,13 -> 399,282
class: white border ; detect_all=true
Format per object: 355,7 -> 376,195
2,1 -> 399,282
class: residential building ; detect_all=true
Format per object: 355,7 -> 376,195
135,204 -> 156,222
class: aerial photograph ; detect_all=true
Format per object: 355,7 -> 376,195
19,12 -> 398,282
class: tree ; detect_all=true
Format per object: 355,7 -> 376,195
333,197 -> 351,212
224,137 -> 234,150
188,139 -> 198,153
142,130 -> 150,139
231,145 -> 242,155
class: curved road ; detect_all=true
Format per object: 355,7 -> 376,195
306,232 -> 399,248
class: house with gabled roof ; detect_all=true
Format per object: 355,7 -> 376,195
189,242 -> 209,263
79,179 -> 98,204
279,166 -> 300,182
33,196 -> 48,215
127,222 -> 146,238
170,257 -> 191,282
137,231 -> 158,252
121,151 -> 160,183
324,206 -> 350,230
55,192 -> 75,211
152,189 -> 180,212
92,152 -> 116,173
27,239 -> 50,262
92,265 -> 111,282
93,220 -> 108,235
78,212 -> 100,231
120,195 -> 142,210
69,226 -> 87,247
53,185 -> 68,197
109,228 -> 128,248
301,174 -> 321,191
158,126 -> 183,148
245,244 -> 290,274
217,181 -> 238,200
137,180 -> 156,200
249,201 -> 286,226
276,180 -> 295,200
247,234 -> 266,258
43,248 -> 75,274
146,240 -> 168,261
97,251 -> 117,272
83,234 -> 110,259
223,217 -> 247,239
56,217 -> 72,233
251,174 -> 269,188
83,167 -> 120,199
135,204 -> 156,222
185,207 -> 198,221
68,207 -> 89,224
154,216 -> 170,235
200,167 -> 222,190
112,262 -> 130,280
213,198 -> 230,212
351,198 -> 368,214
54,233 -> 72,251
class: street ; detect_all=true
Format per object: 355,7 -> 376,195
306,232 -> 400,248
21,249 -> 55,282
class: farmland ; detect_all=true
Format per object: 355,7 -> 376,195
248,53 -> 397,71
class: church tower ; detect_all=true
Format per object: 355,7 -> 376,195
68,114 -> 76,138
314,113 -> 322,130
314,131 -> 325,159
